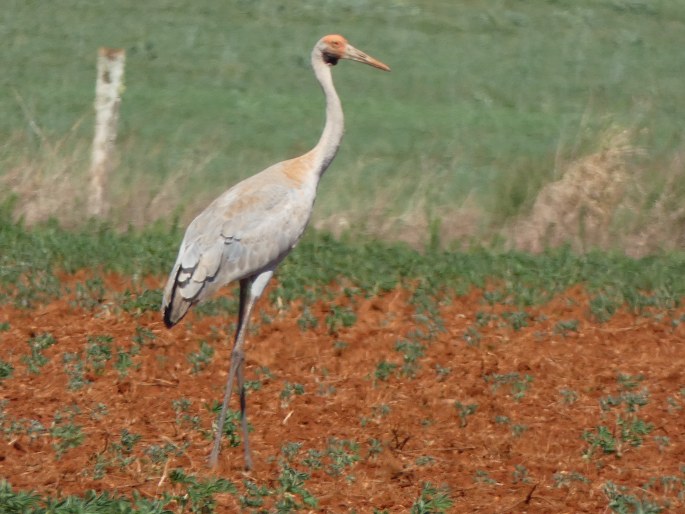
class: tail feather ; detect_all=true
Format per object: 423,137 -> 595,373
162,265 -> 192,328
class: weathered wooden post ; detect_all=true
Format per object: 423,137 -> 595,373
88,47 -> 125,218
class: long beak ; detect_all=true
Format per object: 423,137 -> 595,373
344,44 -> 391,72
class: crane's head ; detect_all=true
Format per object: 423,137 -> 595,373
317,34 -> 390,72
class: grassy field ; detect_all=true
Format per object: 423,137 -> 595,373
2,0 -> 685,251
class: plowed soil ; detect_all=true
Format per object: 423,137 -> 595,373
1,272 -> 685,512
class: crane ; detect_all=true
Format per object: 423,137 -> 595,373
162,34 -> 390,470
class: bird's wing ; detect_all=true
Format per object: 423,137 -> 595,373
162,173 -> 312,325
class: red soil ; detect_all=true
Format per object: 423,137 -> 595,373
1,272 -> 685,512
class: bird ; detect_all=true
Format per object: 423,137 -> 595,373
161,34 -> 390,470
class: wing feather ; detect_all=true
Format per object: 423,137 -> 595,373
162,170 -> 313,326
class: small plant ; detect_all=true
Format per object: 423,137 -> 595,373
132,325 -> 156,347
0,360 -> 14,381
559,388 -> 578,405
374,360 -> 398,382
297,306 -> 319,331
454,401 -> 478,428
173,398 -> 201,431
240,479 -> 271,509
395,339 -> 426,377
326,305 -> 357,334
553,471 -> 590,488
410,482 -> 453,514
120,289 -> 162,316
145,441 -> 188,465
512,464 -> 531,484
416,455 -> 435,466
71,277 -> 105,310
51,406 -> 84,459
274,462 -> 318,511
86,334 -> 113,375
602,481 -> 664,513
474,470 -> 498,485
169,468 -> 237,512
484,372 -> 533,401
208,402 -> 245,447
463,325 -> 481,346
501,310 -> 530,331
554,318 -> 579,335
324,438 -> 360,478
582,425 -> 618,457
22,332 -> 56,374
63,352 -> 88,390
434,363 -> 451,381
367,438 -> 383,459
187,340 -> 215,374
280,382 -> 305,406
512,424 -> 529,437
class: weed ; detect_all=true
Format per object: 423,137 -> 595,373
172,398 -> 201,432
187,340 -> 214,374
326,305 -> 357,334
297,306 -> 319,331
559,388 -> 579,405
115,347 -> 137,376
512,424 -> 529,438
463,326 -> 481,346
410,482 -> 453,514
474,470 -> 498,485
22,332 -> 56,374
145,441 -> 188,465
71,277 -> 105,310
208,402 -> 245,447
617,373 -> 645,391
169,468 -> 237,513
501,310 -> 530,331
324,438 -> 360,478
240,479 -> 271,509
374,360 -> 398,382
274,462 -> 318,511
484,372 -> 533,401
553,471 -> 590,488
280,382 -> 305,407
554,319 -> 579,335
132,325 -> 156,347
416,455 -> 435,466
395,339 -> 426,378
434,363 -> 451,381
602,481 -> 664,513
51,406 -> 84,459
62,352 -> 88,390
512,464 -> 532,484
0,360 -> 14,381
120,289 -> 162,316
86,334 -> 113,375
454,401 -> 478,428
367,438 -> 383,459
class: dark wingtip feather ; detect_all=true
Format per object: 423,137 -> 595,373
163,305 -> 176,328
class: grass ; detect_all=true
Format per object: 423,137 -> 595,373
2,1 -> 685,251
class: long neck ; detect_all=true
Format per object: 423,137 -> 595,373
310,48 -> 344,178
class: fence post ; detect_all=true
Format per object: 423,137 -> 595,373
88,47 -> 125,218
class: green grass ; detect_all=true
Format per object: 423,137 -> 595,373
2,1 -> 685,248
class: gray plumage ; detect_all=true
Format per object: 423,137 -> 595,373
161,34 -> 389,470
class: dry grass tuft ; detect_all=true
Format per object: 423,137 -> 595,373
506,129 -> 642,254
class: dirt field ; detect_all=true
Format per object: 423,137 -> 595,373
1,272 -> 685,512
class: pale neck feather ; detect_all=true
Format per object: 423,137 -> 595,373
309,48 -> 344,179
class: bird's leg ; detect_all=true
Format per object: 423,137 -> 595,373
208,278 -> 255,469
236,348 -> 253,470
